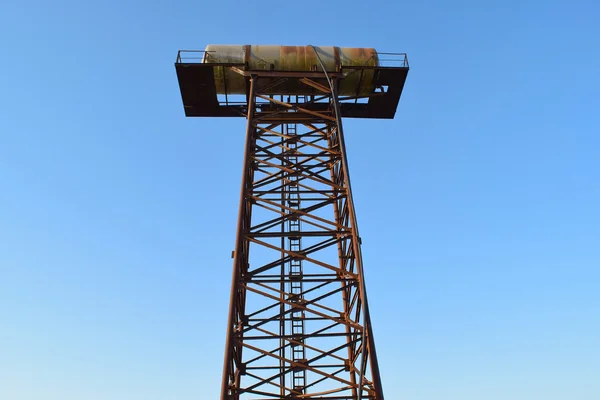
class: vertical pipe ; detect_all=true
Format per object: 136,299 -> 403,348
310,44 -> 384,398
327,123 -> 358,398
221,76 -> 257,400
330,78 -> 384,400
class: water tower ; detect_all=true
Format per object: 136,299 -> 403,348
175,45 -> 409,400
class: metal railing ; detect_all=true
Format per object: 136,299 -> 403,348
175,50 -> 211,64
176,49 -> 408,68
376,52 -> 409,68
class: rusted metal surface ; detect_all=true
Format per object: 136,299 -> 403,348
174,44 -> 410,400
202,45 -> 378,95
174,60 -> 409,118
218,74 -> 385,399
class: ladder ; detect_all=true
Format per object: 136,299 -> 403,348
286,123 -> 306,394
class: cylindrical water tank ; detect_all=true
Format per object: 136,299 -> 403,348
203,45 -> 379,96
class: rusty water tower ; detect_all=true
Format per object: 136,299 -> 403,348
175,44 -> 409,400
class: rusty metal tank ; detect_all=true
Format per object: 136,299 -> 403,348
203,45 -> 379,96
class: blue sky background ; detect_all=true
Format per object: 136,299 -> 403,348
1,0 -> 599,399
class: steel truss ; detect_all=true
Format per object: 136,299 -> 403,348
222,72 -> 383,400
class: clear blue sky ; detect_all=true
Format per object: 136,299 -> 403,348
1,0 -> 599,399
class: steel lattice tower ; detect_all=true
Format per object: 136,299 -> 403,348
175,45 -> 409,400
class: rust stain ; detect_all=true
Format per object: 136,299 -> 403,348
205,45 -> 380,95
